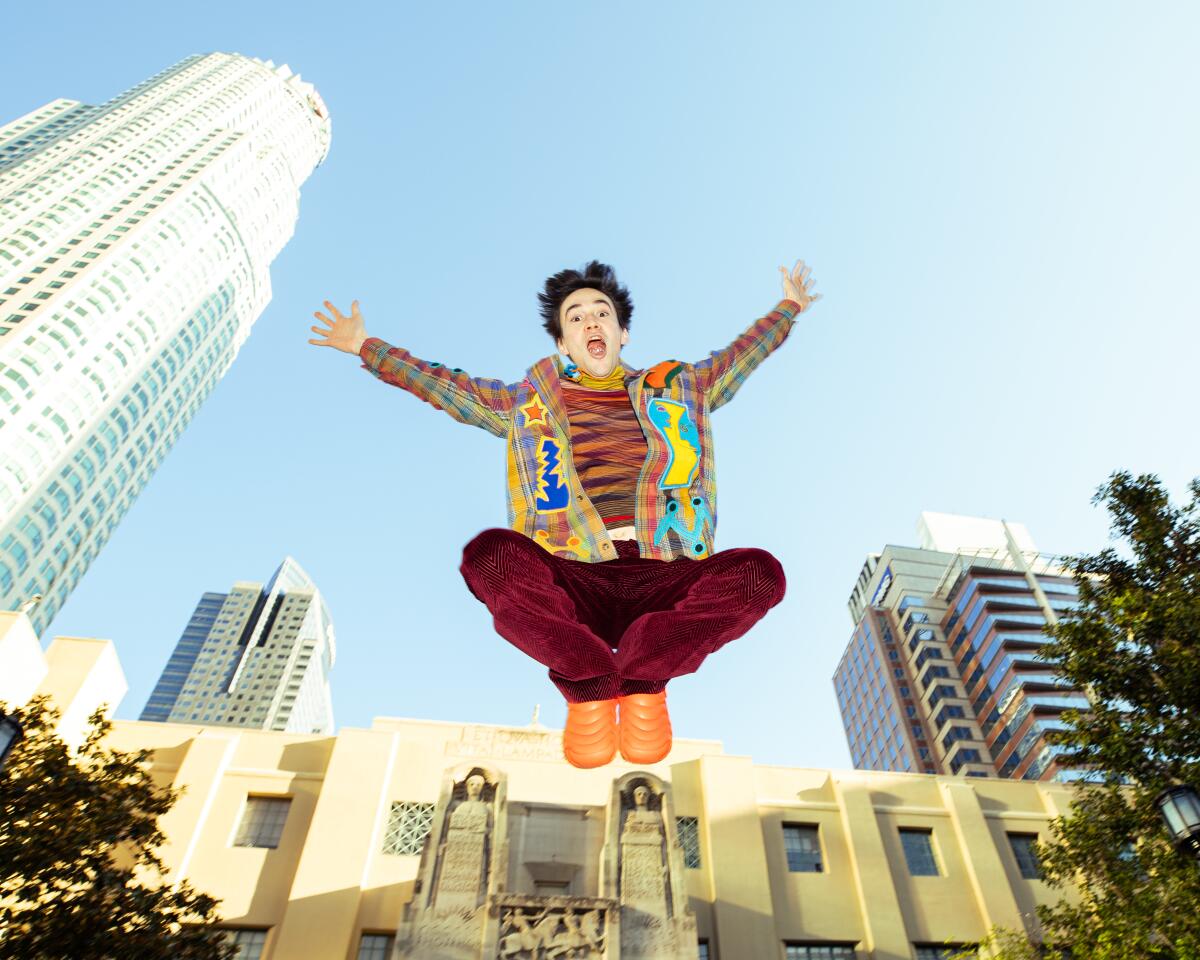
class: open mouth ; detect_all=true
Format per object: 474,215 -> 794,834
586,335 -> 607,359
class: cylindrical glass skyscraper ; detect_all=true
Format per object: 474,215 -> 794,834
0,53 -> 330,633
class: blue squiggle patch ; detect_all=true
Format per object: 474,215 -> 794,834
535,437 -> 569,512
654,495 -> 712,557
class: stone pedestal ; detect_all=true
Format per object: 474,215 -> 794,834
398,767 -> 504,960
436,798 -> 490,912
605,774 -> 698,960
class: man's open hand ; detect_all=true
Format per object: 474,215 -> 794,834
779,260 -> 821,312
309,300 -> 367,355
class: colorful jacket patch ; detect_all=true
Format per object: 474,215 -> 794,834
519,394 -> 549,427
644,360 -> 682,389
654,495 -> 713,557
646,398 -> 700,489
534,437 -> 569,512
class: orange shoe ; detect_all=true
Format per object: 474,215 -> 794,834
562,699 -> 618,768
618,691 -> 672,764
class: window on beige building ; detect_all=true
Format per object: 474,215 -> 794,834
1007,832 -> 1042,879
914,945 -> 976,959
357,933 -> 394,960
784,944 -> 857,959
899,828 -> 939,876
676,815 -> 701,868
223,928 -> 268,959
233,796 -> 290,848
782,823 -> 823,873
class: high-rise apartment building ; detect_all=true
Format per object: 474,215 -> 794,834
141,556 -> 335,733
0,53 -> 330,634
834,512 -> 1089,782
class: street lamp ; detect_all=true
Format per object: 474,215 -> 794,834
1155,784 -> 1200,860
0,712 -> 22,771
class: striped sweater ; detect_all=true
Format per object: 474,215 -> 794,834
560,380 -> 646,530
358,299 -> 800,562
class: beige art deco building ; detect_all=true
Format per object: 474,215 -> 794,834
1,612 -> 1077,960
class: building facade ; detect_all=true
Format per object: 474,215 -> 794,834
834,513 -> 1089,783
3,613 -> 1079,960
0,53 -> 330,634
140,557 -> 335,734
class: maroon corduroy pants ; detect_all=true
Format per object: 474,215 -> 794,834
459,528 -> 786,702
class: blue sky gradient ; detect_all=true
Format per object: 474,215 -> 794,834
4,1 -> 1197,768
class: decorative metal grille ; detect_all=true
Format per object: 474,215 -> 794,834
676,815 -> 701,868
383,801 -> 434,856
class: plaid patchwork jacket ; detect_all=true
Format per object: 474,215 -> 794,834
359,299 -> 800,562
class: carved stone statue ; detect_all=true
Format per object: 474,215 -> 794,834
496,904 -> 607,960
497,910 -> 540,957
436,772 -> 493,912
554,912 -> 584,953
397,764 -> 523,959
604,775 -> 697,960
450,773 -> 491,830
578,910 -> 602,946
619,783 -> 668,910
623,785 -> 662,830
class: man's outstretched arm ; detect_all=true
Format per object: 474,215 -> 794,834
310,299 -> 516,437
692,260 -> 820,410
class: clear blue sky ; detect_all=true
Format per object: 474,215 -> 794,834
4,1 -> 1196,769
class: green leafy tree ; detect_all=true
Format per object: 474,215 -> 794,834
0,696 -> 237,960
982,472 -> 1200,960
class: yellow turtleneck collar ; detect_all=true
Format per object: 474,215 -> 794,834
565,363 -> 627,391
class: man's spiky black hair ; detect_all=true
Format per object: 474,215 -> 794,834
538,261 -> 634,340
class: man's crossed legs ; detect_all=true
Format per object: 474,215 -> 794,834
460,528 -> 786,767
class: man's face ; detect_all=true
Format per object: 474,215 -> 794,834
556,287 -> 628,378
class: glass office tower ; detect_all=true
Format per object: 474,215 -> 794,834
834,512 -> 1090,781
141,557 -> 335,734
0,53 -> 331,634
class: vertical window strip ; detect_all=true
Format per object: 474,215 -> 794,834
1007,832 -> 1042,879
676,816 -> 701,869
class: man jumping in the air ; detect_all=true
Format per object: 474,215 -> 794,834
309,260 -> 819,768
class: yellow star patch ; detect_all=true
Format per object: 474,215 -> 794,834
520,395 -> 549,427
